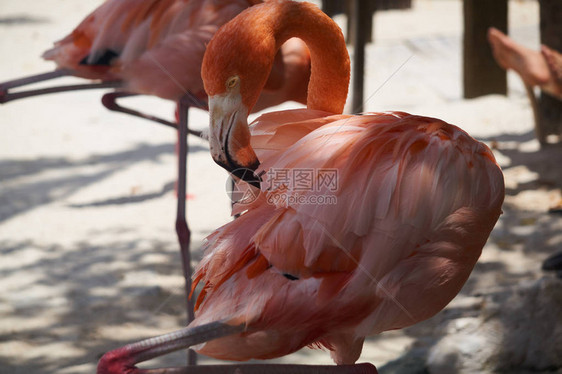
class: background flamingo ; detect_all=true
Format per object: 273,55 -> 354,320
0,0 -> 311,352
97,1 -> 505,373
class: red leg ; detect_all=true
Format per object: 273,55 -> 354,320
133,363 -> 378,374
135,363 -> 378,374
0,69 -> 72,91
97,322 -> 243,374
101,92 -> 204,137
97,321 -> 378,374
175,96 -> 198,365
0,69 -> 121,103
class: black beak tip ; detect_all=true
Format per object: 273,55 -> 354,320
231,166 -> 262,190
214,156 -> 261,189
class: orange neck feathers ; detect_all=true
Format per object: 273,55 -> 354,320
202,0 -> 350,114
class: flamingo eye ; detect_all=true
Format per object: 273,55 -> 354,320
226,76 -> 240,89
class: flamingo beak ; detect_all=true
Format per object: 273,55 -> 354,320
208,95 -> 261,189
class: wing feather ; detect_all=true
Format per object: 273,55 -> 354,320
191,111 -> 504,361
42,0 -> 261,93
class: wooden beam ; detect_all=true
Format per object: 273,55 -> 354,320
537,0 -> 562,142
463,0 -> 508,98
321,0 -> 345,18
350,0 -> 370,112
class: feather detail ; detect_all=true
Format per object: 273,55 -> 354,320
41,0 -> 263,98
190,110 -> 504,362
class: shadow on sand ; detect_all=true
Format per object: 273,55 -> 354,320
0,142 -> 208,223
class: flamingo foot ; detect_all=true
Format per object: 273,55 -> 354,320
487,27 -> 551,87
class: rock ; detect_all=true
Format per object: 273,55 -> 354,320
426,277 -> 562,373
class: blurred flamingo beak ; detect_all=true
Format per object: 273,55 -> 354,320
208,95 -> 261,188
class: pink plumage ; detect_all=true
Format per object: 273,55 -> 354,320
191,109 -> 505,364
42,0 -> 263,101
94,2 -> 505,372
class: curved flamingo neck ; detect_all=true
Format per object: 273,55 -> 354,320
241,1 -> 350,114
273,1 -> 349,113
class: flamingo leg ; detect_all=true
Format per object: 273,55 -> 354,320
176,97 -> 195,365
97,322 -> 378,374
135,364 -> 377,374
0,71 -> 205,138
175,93 -> 208,365
97,322 -> 243,373
101,91 -> 204,137
0,69 -> 122,103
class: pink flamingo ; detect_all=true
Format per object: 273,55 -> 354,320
95,0 -> 504,372
0,0 -> 311,351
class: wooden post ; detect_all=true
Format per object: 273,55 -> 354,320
537,0 -> 562,141
463,0 -> 508,98
321,0 -> 345,18
323,1 -> 372,45
350,0 -> 369,112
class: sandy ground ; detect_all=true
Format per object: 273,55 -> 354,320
0,0 -> 561,373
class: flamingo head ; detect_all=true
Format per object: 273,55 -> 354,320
202,4 -> 278,188
205,75 -> 262,187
